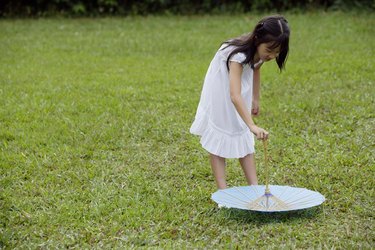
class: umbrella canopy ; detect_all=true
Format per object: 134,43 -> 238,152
211,140 -> 325,212
212,185 -> 325,212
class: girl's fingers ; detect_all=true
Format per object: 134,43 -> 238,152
257,130 -> 269,140
264,130 -> 269,139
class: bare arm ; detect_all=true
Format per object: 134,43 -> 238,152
229,62 -> 268,140
252,67 -> 260,115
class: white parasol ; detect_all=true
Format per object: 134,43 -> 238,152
212,140 -> 325,212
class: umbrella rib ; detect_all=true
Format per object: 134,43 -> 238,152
214,197 -> 248,205
286,199 -> 324,206
220,189 -> 250,204
234,186 -> 256,200
272,186 -> 290,200
215,199 -> 248,208
214,192 -> 249,205
246,195 -> 268,209
213,195 -> 249,206
250,185 -> 263,197
272,187 -> 294,202
283,192 -> 321,205
268,195 -> 290,210
246,185 -> 263,200
280,189 -> 308,203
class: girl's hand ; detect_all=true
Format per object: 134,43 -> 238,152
252,100 -> 260,116
249,125 -> 269,140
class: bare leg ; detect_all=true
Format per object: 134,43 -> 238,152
239,154 -> 258,185
210,154 -> 227,189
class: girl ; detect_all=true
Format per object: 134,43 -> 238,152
190,15 -> 290,190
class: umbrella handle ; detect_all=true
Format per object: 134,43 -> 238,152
263,140 -> 271,195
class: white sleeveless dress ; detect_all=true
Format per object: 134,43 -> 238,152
190,44 -> 256,158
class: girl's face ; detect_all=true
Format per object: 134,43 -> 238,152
257,42 -> 280,62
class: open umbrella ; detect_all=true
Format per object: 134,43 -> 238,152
212,140 -> 325,212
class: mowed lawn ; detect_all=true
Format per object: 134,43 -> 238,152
0,12 -> 374,248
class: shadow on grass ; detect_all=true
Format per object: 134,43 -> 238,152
211,206 -> 323,225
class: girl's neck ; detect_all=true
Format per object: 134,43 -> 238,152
254,52 -> 260,63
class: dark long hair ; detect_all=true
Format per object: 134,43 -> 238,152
222,15 -> 290,71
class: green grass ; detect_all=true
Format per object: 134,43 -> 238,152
0,12 -> 374,248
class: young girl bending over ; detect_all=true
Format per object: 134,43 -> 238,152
190,15 -> 290,189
